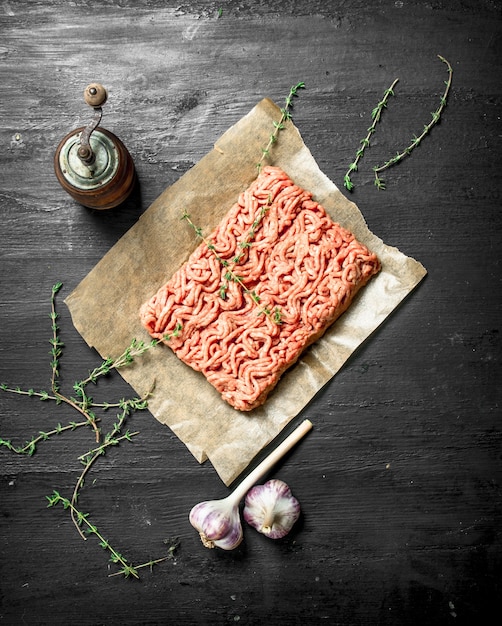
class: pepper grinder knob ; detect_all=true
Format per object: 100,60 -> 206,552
54,83 -> 136,210
83,83 -> 108,108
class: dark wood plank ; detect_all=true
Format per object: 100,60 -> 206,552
1,1 -> 501,624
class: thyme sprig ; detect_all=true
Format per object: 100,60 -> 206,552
48,282 -> 101,440
179,83 -> 306,324
182,210 -> 282,323
0,283 -> 180,579
373,55 -> 453,189
343,55 -> 452,191
343,78 -> 399,191
71,328 -> 180,427
0,418 -> 89,456
1,336 -> 178,450
230,193 -> 273,267
50,282 -> 64,392
46,491 -> 174,579
70,392 -> 153,538
256,81 -> 305,174
218,192 -> 273,301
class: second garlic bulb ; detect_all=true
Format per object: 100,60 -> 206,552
243,479 -> 300,539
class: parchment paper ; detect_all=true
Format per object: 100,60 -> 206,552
65,98 -> 427,485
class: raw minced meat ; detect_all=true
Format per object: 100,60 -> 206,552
140,166 -> 380,411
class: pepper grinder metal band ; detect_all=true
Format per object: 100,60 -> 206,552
54,83 -> 136,210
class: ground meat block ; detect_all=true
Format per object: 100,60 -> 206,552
140,166 -> 380,411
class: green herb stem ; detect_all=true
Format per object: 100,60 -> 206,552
47,282 -> 102,441
0,419 -> 91,456
77,430 -> 139,463
49,282 -> 64,392
256,81 -> 305,174
0,383 -> 58,402
181,83 -> 304,323
182,211 -> 281,323
344,78 -> 399,191
75,335 -> 176,392
373,55 -> 453,189
46,490 -> 169,579
70,395 -> 148,538
219,192 -> 273,299
108,537 -> 180,578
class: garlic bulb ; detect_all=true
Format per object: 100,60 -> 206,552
189,419 -> 312,550
244,479 -> 300,539
189,497 -> 243,550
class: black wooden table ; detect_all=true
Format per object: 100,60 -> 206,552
1,1 -> 501,624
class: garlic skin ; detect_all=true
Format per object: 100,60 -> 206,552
189,498 -> 243,550
243,479 -> 300,539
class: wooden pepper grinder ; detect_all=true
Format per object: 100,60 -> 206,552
54,83 -> 136,210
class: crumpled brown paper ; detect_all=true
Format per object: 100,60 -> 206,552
65,98 -> 427,485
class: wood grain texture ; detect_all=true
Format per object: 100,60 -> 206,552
1,0 -> 501,624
